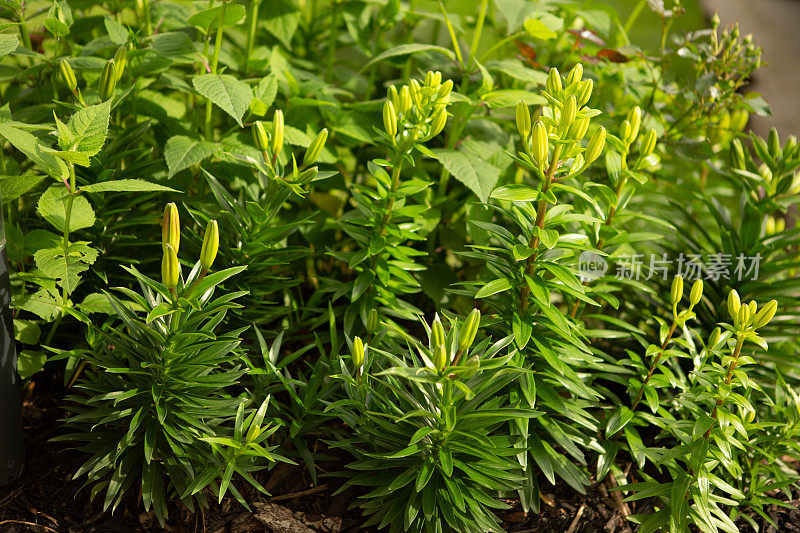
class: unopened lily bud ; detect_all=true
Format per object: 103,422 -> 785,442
566,63 -> 583,86
366,309 -> 379,334
752,299 -> 778,329
437,79 -> 453,101
765,216 -> 776,236
433,344 -> 448,373
388,85 -> 399,108
432,71 -> 442,86
113,46 -> 127,81
727,289 -> 741,319
431,315 -> 446,348
689,279 -> 703,306
383,100 -> 397,137
303,128 -> 328,167
775,218 -> 785,233
768,127 -> 780,156
708,327 -> 721,348
791,173 -> 800,194
516,102 -> 531,140
162,202 -> 180,253
200,219 -> 219,270
584,126 -> 606,165
747,300 -> 757,317
458,309 -> 480,354
59,59 -> 77,92
640,129 -> 657,157
399,85 -> 412,115
271,110 -> 284,156
569,117 -> 589,140
461,355 -> 480,379
737,302 -> 751,327
252,120 -> 270,153
561,95 -> 576,129
730,138 -> 746,170
532,121 -> 548,166
99,58 -> 117,100
429,107 -> 447,137
546,67 -> 562,95
425,71 -> 434,86
577,79 -> 593,106
161,243 -> 180,290
730,109 -> 748,132
409,79 -> 422,108
620,120 -> 631,144
670,275 -> 684,306
296,167 -> 317,183
352,336 -> 365,369
627,106 -> 641,142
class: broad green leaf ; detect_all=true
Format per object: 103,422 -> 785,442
192,74 -> 253,126
187,4 -> 246,29
164,135 -> 217,177
523,14 -> 563,39
34,243 -> 98,293
37,184 -> 95,232
488,59 -> 548,84
150,32 -> 195,62
361,44 -> 455,72
490,184 -> 539,202
0,175 -> 44,200
0,34 -> 19,58
433,149 -> 500,203
482,90 -> 545,109
17,350 -> 46,380
82,179 -> 178,193
0,123 -> 68,180
263,0 -> 301,48
67,100 -> 112,157
104,17 -> 128,44
13,319 -> 41,344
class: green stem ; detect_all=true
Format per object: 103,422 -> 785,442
468,0 -> 489,67
244,0 -> 260,76
438,1 -> 464,69
478,32 -> 524,64
204,0 -> 228,140
630,321 -> 678,410
46,164 -> 77,346
325,0 -> 340,81
623,0 -> 647,35
16,5 -> 33,66
142,0 -> 153,36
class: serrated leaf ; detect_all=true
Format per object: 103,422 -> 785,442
37,185 -> 95,232
34,243 -> 98,293
0,34 -> 19,58
0,175 -> 44,200
192,74 -> 253,127
67,100 -> 111,157
164,135 -> 217,177
104,17 -> 128,44
0,123 -> 68,180
187,4 -> 247,29
433,149 -> 500,203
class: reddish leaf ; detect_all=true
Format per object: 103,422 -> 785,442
597,48 -> 630,63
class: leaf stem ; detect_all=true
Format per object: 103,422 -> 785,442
630,321 -> 678,410
244,0 -> 260,76
204,0 -> 228,140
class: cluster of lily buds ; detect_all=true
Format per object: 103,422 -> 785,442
764,215 -> 785,236
515,64 -> 606,175
708,108 -> 748,148
252,111 -> 328,187
727,290 -> 777,332
729,128 -> 800,199
670,275 -> 704,325
160,203 -> 219,296
385,71 -> 452,144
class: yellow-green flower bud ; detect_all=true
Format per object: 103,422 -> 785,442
457,309 -> 480,354
388,85 -> 399,109
252,120 -> 270,153
561,95 -> 576,129
790,173 -> 800,194
670,275 -> 684,306
431,315 -> 446,348
752,299 -> 778,329
425,71 -> 434,86
114,46 -> 127,81
627,106 -> 642,143
399,85 -> 412,115
730,109 -> 748,132
303,128 -> 328,167
516,102 -> 531,140
640,129 -> 657,157
461,356 -> 480,379
765,216 -> 776,236
768,127 -> 780,156
708,327 -> 720,349
437,79 -> 453,101
429,107 -> 447,137
584,126 -> 606,165
432,71 -> 442,86
161,243 -> 180,290
577,79 -> 593,106
99,58 -> 117,101
727,289 -> 741,320
200,219 -> 219,270
433,344 -> 448,373
776,218 -> 785,233
747,300 -> 757,318
619,120 -> 631,144
730,138 -> 746,170
366,309 -> 379,334
383,100 -> 397,137
532,120 -> 548,167
569,117 -> 590,140
566,63 -> 583,86
271,110 -> 284,156
162,202 -> 180,253
352,336 -> 365,369
689,279 -> 703,306
59,59 -> 77,92
546,67 -> 562,95
737,302 -> 751,327
409,79 -> 422,109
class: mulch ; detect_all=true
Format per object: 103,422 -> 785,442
2,380 -> 800,533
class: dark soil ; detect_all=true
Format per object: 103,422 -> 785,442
2,379 -> 800,533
